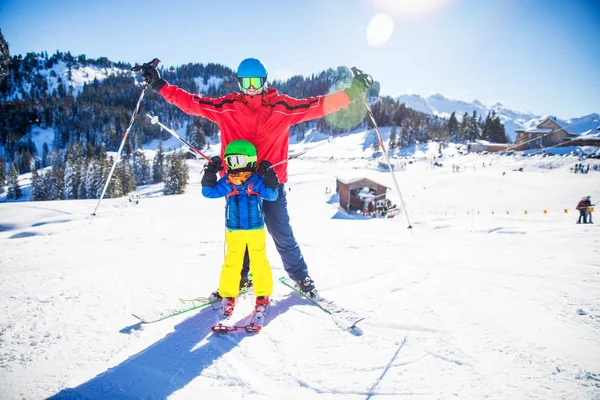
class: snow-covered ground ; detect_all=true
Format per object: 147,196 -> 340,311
1,136 -> 599,399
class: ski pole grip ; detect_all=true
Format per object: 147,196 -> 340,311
131,58 -> 161,72
351,66 -> 374,86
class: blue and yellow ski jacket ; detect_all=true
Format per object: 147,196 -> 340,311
202,173 -> 278,230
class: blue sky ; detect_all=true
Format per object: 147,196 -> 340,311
1,0 -> 599,118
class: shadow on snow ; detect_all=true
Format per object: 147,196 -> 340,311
48,294 -> 305,399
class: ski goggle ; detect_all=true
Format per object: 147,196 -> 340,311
225,154 -> 257,169
237,77 -> 266,90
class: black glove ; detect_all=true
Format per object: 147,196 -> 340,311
201,156 -> 223,187
259,160 -> 279,189
344,76 -> 370,101
132,59 -> 167,92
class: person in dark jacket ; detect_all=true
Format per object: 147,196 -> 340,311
138,57 -> 372,296
576,197 -> 589,224
201,140 -> 278,318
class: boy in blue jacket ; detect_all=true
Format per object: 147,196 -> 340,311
201,140 -> 279,319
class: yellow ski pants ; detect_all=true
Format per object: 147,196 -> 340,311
219,228 -> 273,298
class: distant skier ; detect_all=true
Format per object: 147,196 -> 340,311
576,196 -> 590,224
137,57 -> 372,296
201,140 -> 279,320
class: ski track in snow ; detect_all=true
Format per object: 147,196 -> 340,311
1,151 -> 600,399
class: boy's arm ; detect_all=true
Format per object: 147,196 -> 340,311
201,157 -> 230,199
202,177 -> 231,198
256,161 -> 279,201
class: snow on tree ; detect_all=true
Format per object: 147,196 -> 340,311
152,144 -> 164,184
0,155 -> 6,194
85,160 -> 103,199
64,144 -> 83,200
132,151 -> 151,186
388,125 -> 398,151
6,164 -> 22,200
30,168 -> 46,201
163,153 -> 189,195
448,112 -> 459,142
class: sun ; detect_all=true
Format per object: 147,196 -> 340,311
366,13 -> 395,47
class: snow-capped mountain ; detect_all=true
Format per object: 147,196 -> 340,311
3,52 -> 598,144
396,93 -> 600,142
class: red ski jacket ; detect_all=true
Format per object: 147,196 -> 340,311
159,85 -> 351,183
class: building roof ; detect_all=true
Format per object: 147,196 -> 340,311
336,176 -> 391,189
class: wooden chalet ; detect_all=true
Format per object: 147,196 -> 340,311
336,177 -> 391,214
514,117 -> 578,150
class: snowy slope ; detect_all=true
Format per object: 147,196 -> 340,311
1,136 -> 599,399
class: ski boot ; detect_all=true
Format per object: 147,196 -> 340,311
295,276 -> 319,299
246,296 -> 269,332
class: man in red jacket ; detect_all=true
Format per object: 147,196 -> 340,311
140,58 -> 371,297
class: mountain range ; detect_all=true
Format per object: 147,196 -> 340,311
3,53 -> 599,143
395,93 -> 600,142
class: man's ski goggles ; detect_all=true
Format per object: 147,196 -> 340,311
238,77 -> 266,90
225,154 -> 257,169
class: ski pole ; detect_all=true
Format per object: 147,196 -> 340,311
268,136 -> 334,169
352,67 -> 413,230
146,114 -> 211,162
90,59 -> 160,221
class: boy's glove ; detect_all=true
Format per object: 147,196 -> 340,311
258,160 -> 279,189
201,156 -> 223,187
132,59 -> 167,92
344,75 -> 370,101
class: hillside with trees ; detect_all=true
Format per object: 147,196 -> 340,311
0,34 -> 507,202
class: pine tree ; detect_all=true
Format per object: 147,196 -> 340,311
459,112 -> 469,143
491,114 -> 508,143
0,28 -> 10,84
187,120 -> 206,151
0,155 -> 6,194
152,144 -> 164,183
481,112 -> 494,142
132,151 -> 151,186
6,164 -> 22,200
118,160 -> 136,195
371,131 -> 381,154
64,143 -> 83,200
399,119 -> 411,148
30,168 -> 46,201
448,112 -> 459,142
466,111 -> 481,142
388,125 -> 398,152
85,160 -> 103,199
163,153 -> 189,195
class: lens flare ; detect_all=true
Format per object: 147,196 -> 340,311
368,0 -> 456,17
366,13 -> 395,47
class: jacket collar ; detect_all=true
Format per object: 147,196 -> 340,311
237,87 -> 279,104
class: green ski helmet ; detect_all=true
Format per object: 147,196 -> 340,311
224,139 -> 257,172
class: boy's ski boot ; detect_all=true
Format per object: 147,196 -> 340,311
212,297 -> 236,333
221,297 -> 236,317
208,275 -> 253,303
246,296 -> 269,332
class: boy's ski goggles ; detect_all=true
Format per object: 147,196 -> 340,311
238,77 -> 266,90
225,154 -> 257,169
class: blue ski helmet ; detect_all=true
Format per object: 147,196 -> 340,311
237,58 -> 267,78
